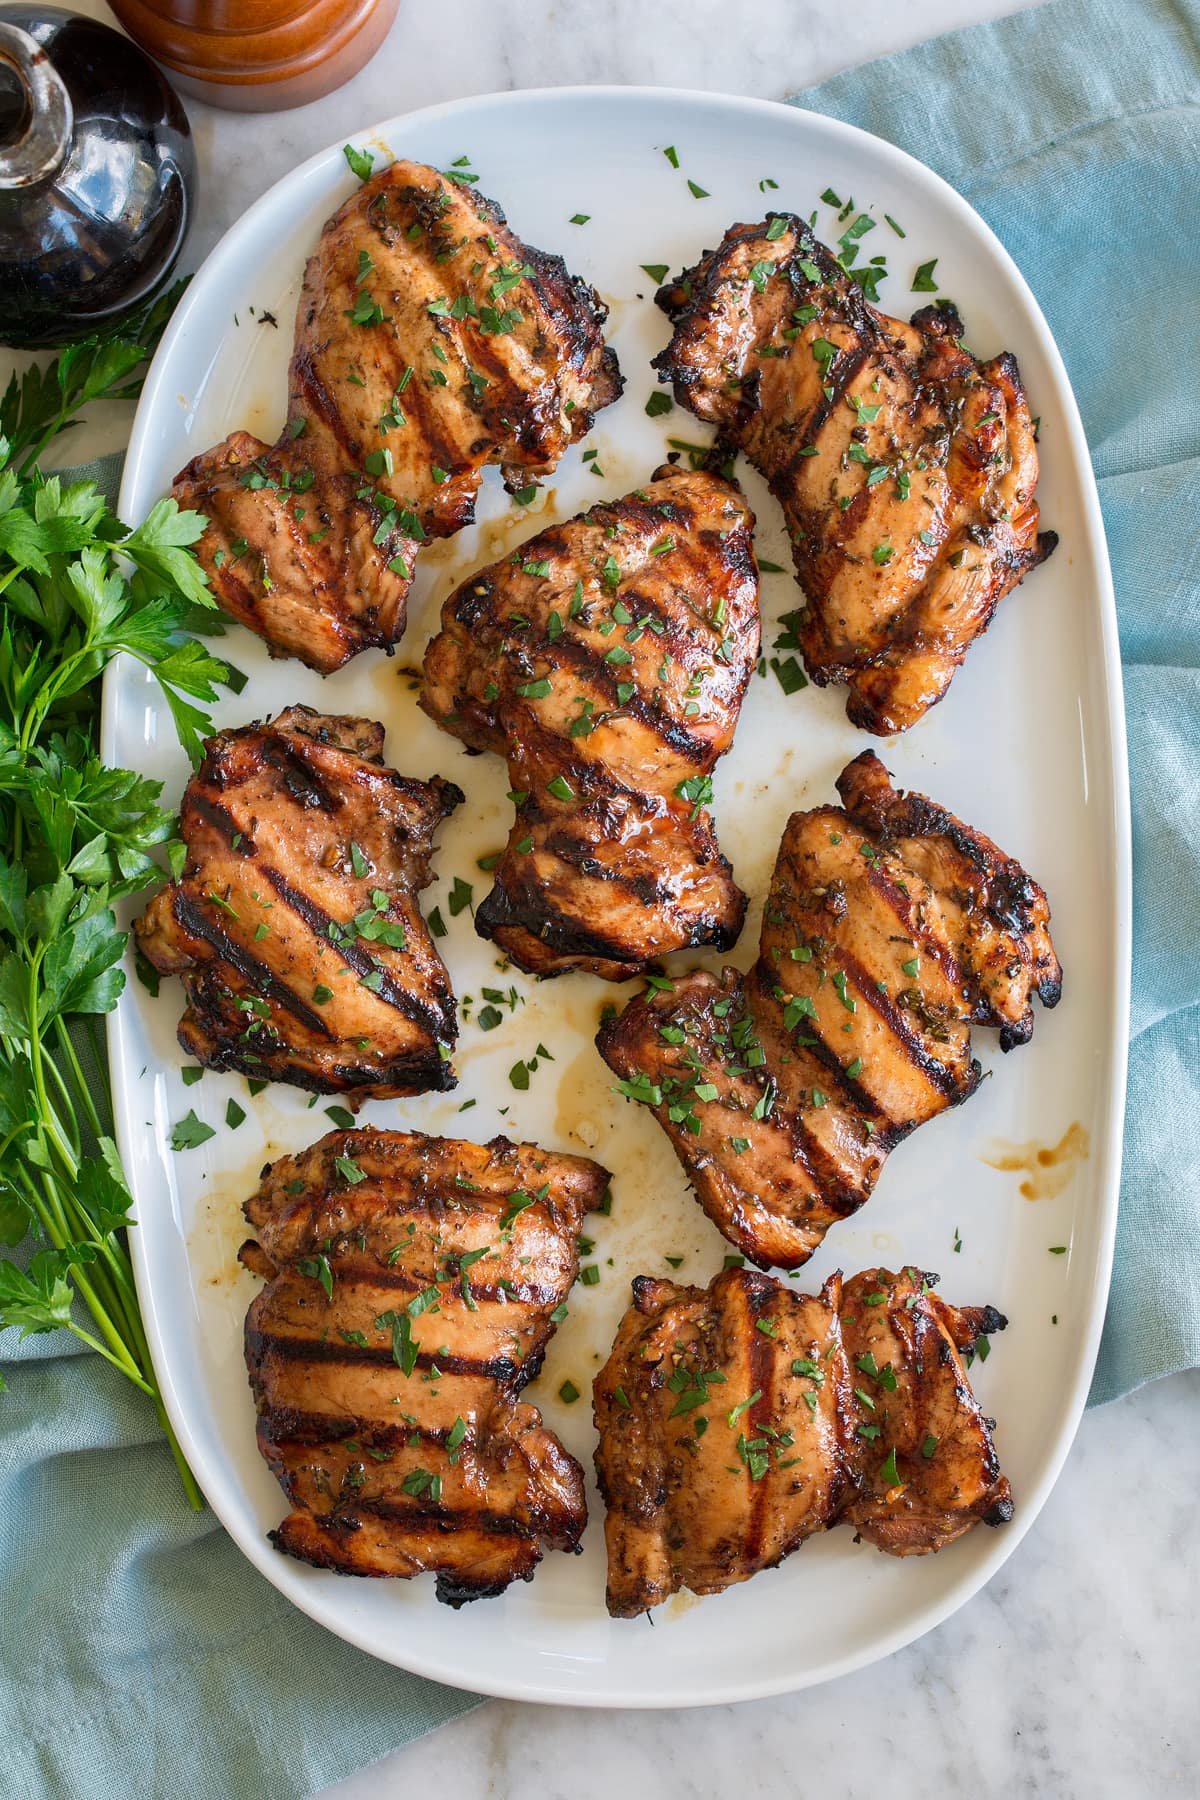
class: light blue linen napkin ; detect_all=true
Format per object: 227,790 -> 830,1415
790,0 -> 1200,1403
2,4 -> 1196,1795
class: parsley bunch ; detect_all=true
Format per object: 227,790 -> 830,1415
0,292 -> 235,1506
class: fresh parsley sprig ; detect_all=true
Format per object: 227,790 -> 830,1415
0,281 -> 189,477
0,289 -> 233,1507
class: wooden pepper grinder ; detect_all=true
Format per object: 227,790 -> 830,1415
0,5 -> 195,347
106,0 -> 401,113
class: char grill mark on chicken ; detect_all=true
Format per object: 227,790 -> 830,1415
597,751 -> 1061,1268
134,706 -> 463,1099
595,1263 -> 1011,1617
836,1269 -> 1012,1555
242,1128 -> 610,1603
420,467 -> 760,980
174,159 -> 623,672
653,214 -> 1055,733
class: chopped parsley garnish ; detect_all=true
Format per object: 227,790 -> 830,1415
727,1389 -> 762,1426
342,143 -> 374,182
169,1110 -> 214,1152
792,1357 -> 824,1382
345,290 -> 384,328
499,1187 -> 540,1231
400,1467 -> 442,1502
666,1365 -> 726,1417
675,773 -> 714,818
771,655 -> 808,695
297,1253 -> 333,1300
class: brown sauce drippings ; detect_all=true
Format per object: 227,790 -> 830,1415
553,1044 -> 610,1154
665,1589 -> 706,1618
982,1121 -> 1090,1200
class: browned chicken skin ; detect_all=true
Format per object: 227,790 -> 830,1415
134,706 -> 462,1099
241,1128 -> 610,1604
597,752 -> 1061,1268
595,1263 -> 1011,1617
654,215 -> 1054,733
421,467 -> 761,979
175,159 -> 622,672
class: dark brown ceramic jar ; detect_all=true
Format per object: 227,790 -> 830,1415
106,0 -> 401,113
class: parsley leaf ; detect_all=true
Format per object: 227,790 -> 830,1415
343,143 -> 375,182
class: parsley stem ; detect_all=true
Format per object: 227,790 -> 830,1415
63,1322 -> 157,1392
53,1019 -> 105,1145
26,1026 -> 189,1494
5,1024 -> 144,1382
19,1169 -> 142,1381
42,1047 -> 83,1159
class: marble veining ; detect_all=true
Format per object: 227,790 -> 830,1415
326,1371 -> 1200,1800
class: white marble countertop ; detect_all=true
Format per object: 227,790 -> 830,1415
20,1 -> 1200,1794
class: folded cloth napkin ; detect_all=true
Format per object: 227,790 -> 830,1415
790,0 -> 1200,1403
3,4 -> 1197,1796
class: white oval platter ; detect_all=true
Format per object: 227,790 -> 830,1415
105,86 -> 1130,1707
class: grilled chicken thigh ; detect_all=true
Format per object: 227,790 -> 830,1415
242,1127 -> 610,1603
654,215 -> 1054,732
595,1263 -> 1010,1616
421,467 -> 760,979
837,1269 -> 1011,1555
175,158 -> 622,671
598,752 -> 1061,1267
135,706 -> 462,1099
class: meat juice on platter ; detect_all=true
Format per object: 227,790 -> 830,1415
131,142 -> 1067,1623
